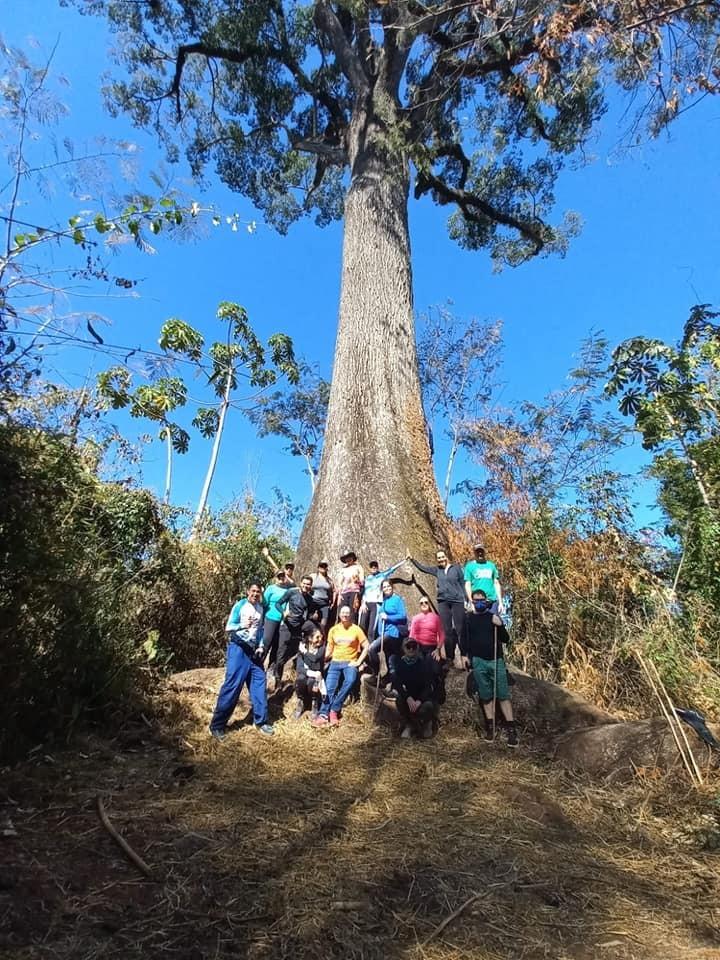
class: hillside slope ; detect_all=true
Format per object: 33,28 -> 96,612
1,670 -> 719,960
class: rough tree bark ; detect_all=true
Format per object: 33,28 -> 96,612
295,104 -> 451,583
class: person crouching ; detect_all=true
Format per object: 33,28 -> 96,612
293,621 -> 326,720
395,637 -> 439,740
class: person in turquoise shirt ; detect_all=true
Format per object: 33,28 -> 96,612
263,569 -> 289,687
463,544 -> 503,613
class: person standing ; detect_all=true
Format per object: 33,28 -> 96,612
360,558 -> 405,643
263,569 -> 289,689
209,583 -> 274,739
313,606 -> 368,727
395,637 -> 439,739
409,596 -> 445,662
336,549 -> 365,622
273,575 -> 322,683
311,559 -> 335,633
368,579 -> 408,686
460,589 -> 518,746
464,544 -> 503,614
408,548 -> 466,664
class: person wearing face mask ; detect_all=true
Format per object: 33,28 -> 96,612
394,637 -> 439,739
460,589 -> 518,747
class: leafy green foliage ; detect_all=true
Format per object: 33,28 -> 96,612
0,423 -> 293,761
73,0 -> 719,267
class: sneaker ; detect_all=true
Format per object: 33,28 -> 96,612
209,727 -> 227,742
400,725 -> 412,739
292,700 -> 305,720
312,714 -> 329,728
383,689 -> 398,701
422,721 -> 434,740
505,726 -> 519,748
329,710 -> 340,727
255,723 -> 275,736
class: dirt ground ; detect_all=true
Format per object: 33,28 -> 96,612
1,669 -> 719,960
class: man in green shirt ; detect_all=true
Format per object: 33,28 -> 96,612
464,544 -> 503,613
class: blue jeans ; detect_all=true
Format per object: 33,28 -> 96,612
320,661 -> 358,716
210,641 -> 268,730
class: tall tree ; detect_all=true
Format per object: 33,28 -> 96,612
75,0 -> 720,569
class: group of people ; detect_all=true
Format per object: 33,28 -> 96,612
209,543 -> 518,746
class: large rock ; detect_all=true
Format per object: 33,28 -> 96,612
509,668 -> 616,731
553,717 -> 719,782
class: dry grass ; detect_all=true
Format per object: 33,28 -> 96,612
1,670 -> 719,960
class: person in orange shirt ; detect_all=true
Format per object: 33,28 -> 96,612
313,605 -> 368,727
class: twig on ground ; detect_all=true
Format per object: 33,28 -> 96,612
96,796 -> 155,880
419,890 -> 486,947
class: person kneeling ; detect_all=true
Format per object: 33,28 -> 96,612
395,637 -> 439,740
460,590 -> 518,747
293,621 -> 326,720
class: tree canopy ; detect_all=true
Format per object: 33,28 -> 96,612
72,0 -> 720,266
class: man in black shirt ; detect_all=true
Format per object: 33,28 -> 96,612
273,575 -> 322,684
460,590 -> 518,746
408,548 -> 466,664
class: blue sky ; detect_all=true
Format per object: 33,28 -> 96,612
3,2 -> 719,536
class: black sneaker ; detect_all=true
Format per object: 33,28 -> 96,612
209,727 -> 227,742
505,725 -> 519,748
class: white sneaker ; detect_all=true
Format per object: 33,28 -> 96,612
400,725 -> 412,739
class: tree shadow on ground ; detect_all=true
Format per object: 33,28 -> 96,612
1,687 -> 719,960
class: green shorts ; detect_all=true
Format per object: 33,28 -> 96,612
472,657 -> 509,702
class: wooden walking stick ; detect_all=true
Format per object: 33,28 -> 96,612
372,615 -> 386,717
492,623 -> 498,741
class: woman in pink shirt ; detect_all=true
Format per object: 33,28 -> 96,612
409,597 -> 446,662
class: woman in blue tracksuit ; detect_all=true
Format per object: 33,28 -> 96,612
368,579 -> 408,686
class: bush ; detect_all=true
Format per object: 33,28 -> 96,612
0,425 -> 292,762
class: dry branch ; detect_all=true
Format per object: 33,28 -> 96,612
96,796 -> 155,880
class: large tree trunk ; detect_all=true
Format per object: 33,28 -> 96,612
295,108 -> 450,587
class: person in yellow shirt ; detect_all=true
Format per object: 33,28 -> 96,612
313,605 -> 368,727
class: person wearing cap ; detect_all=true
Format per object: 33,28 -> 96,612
263,569 -> 290,690
209,583 -> 274,740
360,558 -> 405,644
407,548 -> 466,664
464,545 -> 502,614
261,545 -> 296,585
313,606 -> 368,727
273,575 -> 323,684
336,550 -> 364,623
394,636 -> 439,739
460,589 -> 518,746
311,560 -> 335,633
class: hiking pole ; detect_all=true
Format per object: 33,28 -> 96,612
372,615 -> 386,717
492,623 -> 498,742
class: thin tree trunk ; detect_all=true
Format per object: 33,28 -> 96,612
163,426 -> 173,505
296,107 -> 452,585
190,365 -> 233,542
665,411 -> 713,510
304,455 -> 316,494
443,427 -> 459,509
